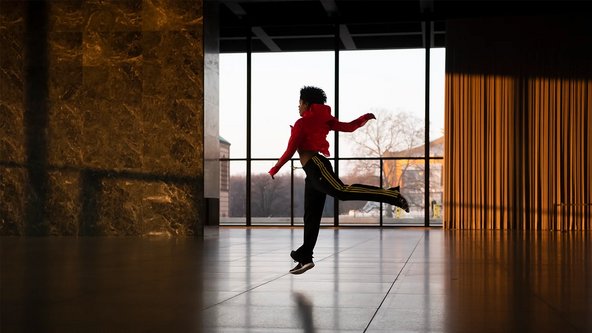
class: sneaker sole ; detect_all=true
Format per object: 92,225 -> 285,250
290,263 -> 315,275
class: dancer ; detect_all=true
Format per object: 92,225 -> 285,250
268,86 -> 410,275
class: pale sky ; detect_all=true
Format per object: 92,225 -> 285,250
219,48 -> 445,175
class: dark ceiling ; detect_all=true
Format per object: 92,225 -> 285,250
215,0 -> 590,53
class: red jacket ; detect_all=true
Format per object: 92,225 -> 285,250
269,104 -> 375,177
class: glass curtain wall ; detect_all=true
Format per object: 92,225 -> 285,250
219,47 -> 445,227
251,52 -> 334,226
428,48 -> 446,225
219,54 -> 246,225
339,49 -> 426,226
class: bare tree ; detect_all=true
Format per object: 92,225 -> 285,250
349,109 -> 424,179
251,173 -> 291,217
230,173 -> 323,218
346,109 -> 425,212
229,175 -> 246,217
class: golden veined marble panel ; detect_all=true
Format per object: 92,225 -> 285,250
48,1 -> 84,32
46,170 -> 81,235
47,102 -> 84,167
84,0 -> 142,32
142,0 -> 202,32
1,0 -> 205,236
95,178 -> 200,236
78,99 -> 144,171
0,1 -> 26,164
0,167 -> 27,235
142,96 -> 203,176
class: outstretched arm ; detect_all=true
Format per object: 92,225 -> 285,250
268,122 -> 303,178
328,113 -> 375,132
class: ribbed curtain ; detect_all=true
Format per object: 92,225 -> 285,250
444,16 -> 591,230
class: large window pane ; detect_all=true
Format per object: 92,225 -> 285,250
429,160 -> 444,226
221,160 -> 246,226
430,48 -> 445,143
219,54 -> 246,225
383,158 -> 426,226
251,160 -> 292,225
339,49 -> 426,160
429,48 -> 445,226
339,49 -> 426,224
249,51 -> 335,226
220,54 -> 246,159
338,159 -> 381,226
251,52 -> 335,160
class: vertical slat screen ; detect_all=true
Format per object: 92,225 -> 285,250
444,16 -> 591,230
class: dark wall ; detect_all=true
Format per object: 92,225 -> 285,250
446,14 -> 592,78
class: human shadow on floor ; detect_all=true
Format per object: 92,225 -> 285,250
293,292 -> 315,333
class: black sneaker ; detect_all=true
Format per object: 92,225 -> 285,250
289,262 -> 315,275
290,250 -> 303,263
389,187 -> 410,213
291,250 -> 313,263
396,194 -> 410,213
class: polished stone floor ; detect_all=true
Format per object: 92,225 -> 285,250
1,227 -> 591,332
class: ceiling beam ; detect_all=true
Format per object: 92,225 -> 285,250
224,2 -> 281,52
430,21 -> 435,48
221,31 -> 426,41
420,0 -> 434,48
251,26 -> 282,51
320,1 -> 357,50
224,2 -> 247,17
339,24 -> 356,50
421,21 -> 426,48
320,0 -> 338,16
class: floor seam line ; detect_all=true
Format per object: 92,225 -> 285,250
202,271 -> 292,310
203,237 -> 379,310
363,233 -> 424,333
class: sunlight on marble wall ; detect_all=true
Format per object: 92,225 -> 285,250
0,0 -> 206,236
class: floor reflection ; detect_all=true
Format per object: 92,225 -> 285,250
1,237 -> 203,332
443,230 -> 591,333
293,292 -> 315,333
2,228 -> 590,332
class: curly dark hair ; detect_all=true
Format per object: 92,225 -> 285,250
300,86 -> 327,105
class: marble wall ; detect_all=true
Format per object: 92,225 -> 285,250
0,0 -> 207,236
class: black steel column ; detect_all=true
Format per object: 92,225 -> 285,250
424,21 -> 431,227
290,160 -> 294,226
380,159 -> 384,226
333,23 -> 340,226
246,28 -> 252,226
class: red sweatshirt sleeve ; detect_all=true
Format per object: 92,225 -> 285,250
268,121 -> 303,177
328,113 -> 375,132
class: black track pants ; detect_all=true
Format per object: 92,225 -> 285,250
296,154 -> 403,261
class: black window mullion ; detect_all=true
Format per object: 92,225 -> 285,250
246,27 -> 252,226
424,21 -> 431,227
